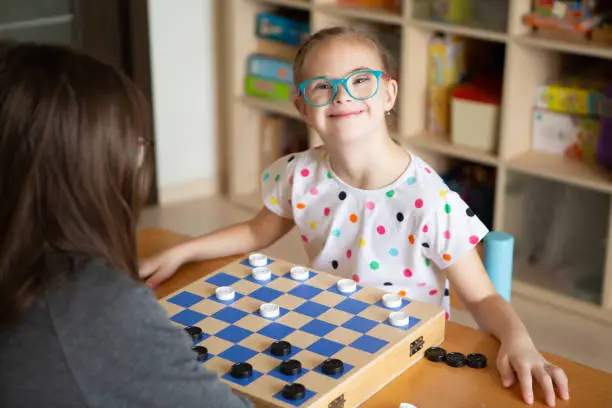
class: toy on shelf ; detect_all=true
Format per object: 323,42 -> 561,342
531,107 -> 601,163
256,13 -> 309,47
535,76 -> 610,117
451,76 -> 502,154
595,85 -> 612,170
337,0 -> 402,13
426,33 -> 466,136
422,0 -> 508,32
245,55 -> 294,101
523,0 -> 612,41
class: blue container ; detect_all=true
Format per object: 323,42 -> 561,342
483,231 -> 514,302
247,54 -> 293,84
255,13 -> 309,47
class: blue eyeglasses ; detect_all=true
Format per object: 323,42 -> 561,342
297,69 -> 389,108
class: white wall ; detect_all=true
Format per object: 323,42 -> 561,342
147,0 -> 217,202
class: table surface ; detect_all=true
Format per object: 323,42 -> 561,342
138,228 -> 612,408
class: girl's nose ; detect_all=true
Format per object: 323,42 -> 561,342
334,84 -> 352,103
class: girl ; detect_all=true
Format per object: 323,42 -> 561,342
140,27 -> 569,407
0,42 -> 251,408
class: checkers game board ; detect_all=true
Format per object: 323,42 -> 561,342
159,254 -> 446,408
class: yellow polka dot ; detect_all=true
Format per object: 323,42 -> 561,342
322,152 -> 327,160
270,197 -> 278,205
359,238 -> 367,247
439,189 -> 448,197
310,222 -> 317,230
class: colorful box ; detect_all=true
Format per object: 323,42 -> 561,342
247,54 -> 293,84
535,79 -> 608,116
245,76 -> 292,101
255,13 -> 309,47
532,107 -> 601,163
451,78 -> 502,153
337,0 -> 401,13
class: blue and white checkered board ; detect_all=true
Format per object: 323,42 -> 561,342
159,255 -> 441,408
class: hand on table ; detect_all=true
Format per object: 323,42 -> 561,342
497,336 -> 570,407
139,247 -> 187,288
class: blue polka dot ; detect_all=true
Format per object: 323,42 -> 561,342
263,173 -> 270,181
332,229 -> 341,237
407,177 -> 416,185
389,248 -> 398,256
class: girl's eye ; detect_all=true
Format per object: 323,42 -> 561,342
352,76 -> 370,84
314,82 -> 331,90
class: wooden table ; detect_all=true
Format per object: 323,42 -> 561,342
138,228 -> 612,408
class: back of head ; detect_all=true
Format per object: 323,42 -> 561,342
0,42 -> 153,327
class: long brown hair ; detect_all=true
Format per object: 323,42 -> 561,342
0,42 -> 153,326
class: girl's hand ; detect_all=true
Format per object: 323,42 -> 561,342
139,246 -> 190,288
497,336 -> 570,407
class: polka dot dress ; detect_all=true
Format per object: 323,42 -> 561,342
261,147 -> 489,318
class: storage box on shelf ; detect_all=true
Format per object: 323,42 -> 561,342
221,0 -> 612,324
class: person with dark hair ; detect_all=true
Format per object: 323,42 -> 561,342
0,42 -> 252,408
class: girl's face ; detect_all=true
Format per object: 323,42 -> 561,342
294,37 -> 398,146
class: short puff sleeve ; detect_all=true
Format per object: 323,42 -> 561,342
421,190 -> 489,269
260,154 -> 299,219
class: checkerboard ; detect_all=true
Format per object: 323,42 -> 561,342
159,254 -> 446,408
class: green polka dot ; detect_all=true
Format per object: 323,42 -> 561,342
327,171 -> 332,179
370,261 -> 380,270
386,190 -> 395,198
275,174 -> 280,182
263,173 -> 270,181
425,258 -> 430,267
444,203 -> 452,214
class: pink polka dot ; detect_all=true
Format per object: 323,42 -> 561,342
310,187 -> 318,195
425,168 -> 432,174
429,289 -> 439,296
444,230 -> 451,240
403,269 -> 412,278
469,235 -> 479,245
366,201 -> 375,210
289,176 -> 294,185
301,235 -> 308,243
300,169 -> 310,177
352,274 -> 360,283
323,207 -> 331,216
288,199 -> 292,207
445,312 -> 450,320
376,225 -> 386,235
415,199 -> 424,208
346,250 -> 352,259
418,282 -> 426,287
422,224 -> 429,233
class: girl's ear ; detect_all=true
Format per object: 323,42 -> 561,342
384,78 -> 399,112
293,95 -> 310,122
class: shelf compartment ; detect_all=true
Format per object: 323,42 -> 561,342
514,34 -> 612,61
503,172 -> 609,306
247,0 -> 311,11
402,132 -> 499,166
240,95 -> 302,120
314,3 -> 403,25
506,151 -> 612,194
411,0 -> 509,38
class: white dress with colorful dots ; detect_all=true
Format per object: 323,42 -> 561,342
260,146 -> 489,318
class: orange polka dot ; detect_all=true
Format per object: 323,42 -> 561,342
443,253 -> 452,261
398,290 -> 407,297
296,203 -> 306,210
408,235 -> 415,245
349,214 -> 358,223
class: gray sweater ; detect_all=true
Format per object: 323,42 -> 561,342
0,256 -> 253,408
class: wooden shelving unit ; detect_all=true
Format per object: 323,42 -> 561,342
221,0 -> 612,325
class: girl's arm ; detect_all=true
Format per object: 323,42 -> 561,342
446,248 -> 570,407
139,208 -> 294,287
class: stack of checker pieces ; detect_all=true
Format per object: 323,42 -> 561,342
158,253 -> 446,408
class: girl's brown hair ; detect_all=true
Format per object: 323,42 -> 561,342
0,42 -> 153,327
292,26 -> 396,86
